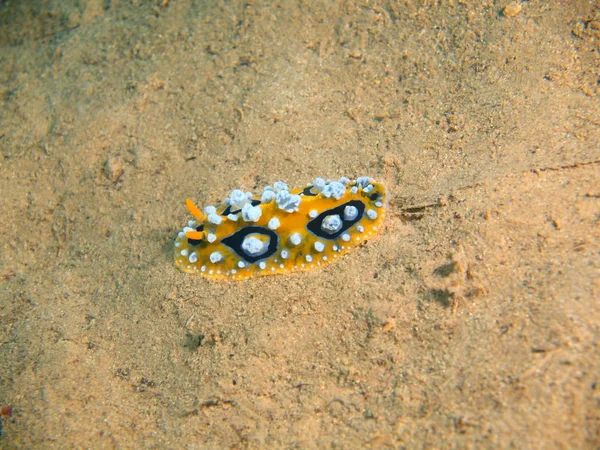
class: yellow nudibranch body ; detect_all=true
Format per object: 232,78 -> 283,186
174,176 -> 386,280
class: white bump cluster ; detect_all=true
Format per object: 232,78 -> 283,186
228,189 -> 252,209
208,214 -> 222,225
261,181 -> 289,203
273,181 -> 288,191
366,209 -> 377,220
310,177 -> 326,194
242,203 -> 262,222
199,207 -> 222,225
261,190 -> 276,203
289,232 -> 302,246
241,235 -> 270,256
268,217 -> 280,230
356,176 -> 371,188
321,214 -> 342,234
314,241 -> 325,252
343,205 -> 358,221
322,181 -> 346,200
210,251 -> 223,263
276,190 -> 301,212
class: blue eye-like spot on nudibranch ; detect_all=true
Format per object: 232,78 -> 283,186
306,200 -> 365,240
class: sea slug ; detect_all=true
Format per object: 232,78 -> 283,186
174,176 -> 386,280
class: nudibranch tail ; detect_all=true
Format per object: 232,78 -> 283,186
174,176 -> 386,280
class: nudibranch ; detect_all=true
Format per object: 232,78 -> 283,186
174,176 -> 386,280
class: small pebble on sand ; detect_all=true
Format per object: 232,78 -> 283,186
503,2 -> 522,18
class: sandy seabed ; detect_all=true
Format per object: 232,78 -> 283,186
1,0 -> 599,448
